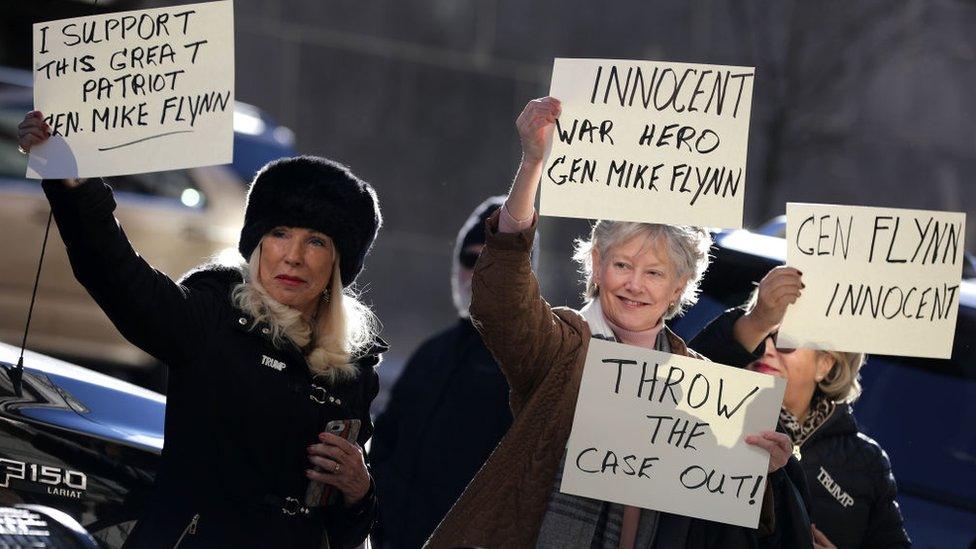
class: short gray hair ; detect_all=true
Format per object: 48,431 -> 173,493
572,221 -> 712,319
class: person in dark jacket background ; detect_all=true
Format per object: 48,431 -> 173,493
689,265 -> 910,549
18,112 -> 386,549
369,196 -> 520,549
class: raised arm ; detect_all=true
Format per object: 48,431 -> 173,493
20,112 -> 215,366
470,97 -> 591,414
501,97 -> 561,227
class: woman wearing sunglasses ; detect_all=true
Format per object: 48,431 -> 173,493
689,266 -> 910,549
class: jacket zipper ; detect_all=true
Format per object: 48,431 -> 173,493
792,406 -> 837,460
172,513 -> 200,548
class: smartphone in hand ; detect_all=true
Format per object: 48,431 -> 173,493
305,419 -> 361,508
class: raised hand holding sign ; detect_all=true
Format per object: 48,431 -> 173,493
27,0 -> 234,179
540,58 -> 755,228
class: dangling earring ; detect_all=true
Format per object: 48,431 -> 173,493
322,287 -> 331,304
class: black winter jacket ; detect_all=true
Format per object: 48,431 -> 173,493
370,318 -> 512,549
43,179 -> 385,549
689,309 -> 911,548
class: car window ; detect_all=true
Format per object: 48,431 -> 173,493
106,170 -> 207,210
874,308 -> 976,380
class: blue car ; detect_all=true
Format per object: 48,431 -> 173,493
0,342 -> 163,547
670,222 -> 976,548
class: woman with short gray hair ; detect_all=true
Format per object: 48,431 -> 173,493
426,97 -> 810,549
573,221 -> 713,319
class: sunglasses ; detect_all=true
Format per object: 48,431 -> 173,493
766,332 -> 796,354
459,249 -> 481,270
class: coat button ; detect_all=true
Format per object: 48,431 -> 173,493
335,399 -> 342,406
238,317 -> 247,325
261,327 -> 271,335
328,396 -> 335,403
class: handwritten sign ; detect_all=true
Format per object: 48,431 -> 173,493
561,338 -> 785,528
778,203 -> 966,359
540,58 -> 755,228
27,0 -> 234,179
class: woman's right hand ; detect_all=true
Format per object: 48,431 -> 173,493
515,96 -> 561,163
17,111 -> 51,154
504,97 -> 562,223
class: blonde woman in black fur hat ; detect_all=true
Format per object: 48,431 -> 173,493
19,111 -> 385,549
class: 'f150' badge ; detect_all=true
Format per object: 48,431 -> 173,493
0,458 -> 88,499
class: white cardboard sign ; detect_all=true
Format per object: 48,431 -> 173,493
540,58 -> 755,228
561,338 -> 786,528
28,0 -> 234,179
778,203 -> 966,359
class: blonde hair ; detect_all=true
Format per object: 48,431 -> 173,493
818,351 -> 865,403
572,221 -> 712,319
232,246 -> 380,383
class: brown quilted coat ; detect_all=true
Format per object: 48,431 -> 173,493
425,214 -> 777,549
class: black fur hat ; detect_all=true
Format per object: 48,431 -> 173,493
238,156 -> 381,287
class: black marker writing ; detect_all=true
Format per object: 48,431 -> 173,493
669,164 -> 741,205
109,44 -> 177,70
868,216 -> 961,265
159,90 -> 231,127
606,160 -> 662,191
39,26 -> 50,54
547,156 -> 598,186
680,466 -> 764,505
555,118 -> 614,145
183,39 -> 208,64
575,447 -> 659,479
36,56 -> 96,80
91,102 -> 150,131
644,415 -> 709,451
824,282 -> 958,321
795,214 -> 852,258
589,64 -> 754,119
98,130 -> 194,151
716,380 -> 759,419
43,112 -> 82,137
601,358 -> 760,419
82,70 -> 184,101
638,123 -> 720,154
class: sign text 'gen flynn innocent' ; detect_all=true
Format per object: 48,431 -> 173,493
778,203 -> 966,359
540,58 -> 755,228
27,0 -> 234,179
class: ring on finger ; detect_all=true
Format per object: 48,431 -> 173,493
17,145 -> 29,155
332,462 -> 340,474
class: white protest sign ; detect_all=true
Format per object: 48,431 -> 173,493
778,203 -> 966,359
561,338 -> 786,528
28,0 -> 234,179
540,58 -> 755,228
